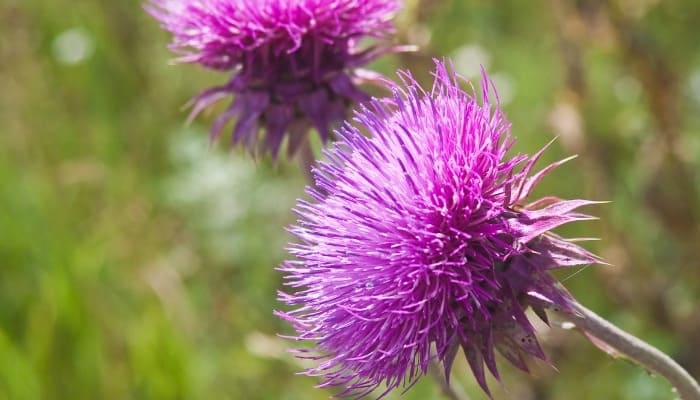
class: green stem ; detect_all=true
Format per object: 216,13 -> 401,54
297,136 -> 316,186
566,302 -> 700,400
428,360 -> 470,400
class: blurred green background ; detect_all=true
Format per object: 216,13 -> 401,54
1,0 -> 699,399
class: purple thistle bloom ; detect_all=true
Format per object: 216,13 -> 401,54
277,60 -> 603,398
146,0 -> 401,158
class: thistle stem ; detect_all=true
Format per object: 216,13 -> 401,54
428,360 -> 471,400
298,136 -> 316,185
566,301 -> 700,400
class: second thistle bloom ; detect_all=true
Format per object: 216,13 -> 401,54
278,61 -> 602,397
147,0 -> 400,157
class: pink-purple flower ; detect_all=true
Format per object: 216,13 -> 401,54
146,0 -> 401,158
277,60 -> 602,397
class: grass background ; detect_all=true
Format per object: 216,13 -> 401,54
1,0 -> 699,399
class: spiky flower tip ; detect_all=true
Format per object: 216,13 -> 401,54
146,0 -> 402,158
276,60 -> 603,398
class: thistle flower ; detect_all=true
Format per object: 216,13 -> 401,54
146,0 -> 401,158
277,60 -> 602,398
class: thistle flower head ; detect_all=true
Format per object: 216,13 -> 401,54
277,60 -> 602,397
147,0 -> 401,157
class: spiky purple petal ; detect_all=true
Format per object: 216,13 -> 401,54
147,0 -> 401,157
278,60 -> 602,397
